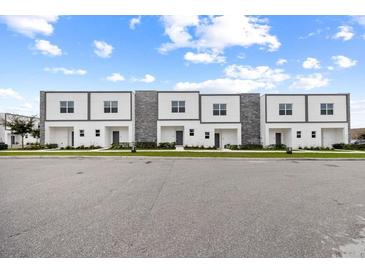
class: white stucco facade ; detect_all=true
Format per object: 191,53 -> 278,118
261,94 -> 350,148
44,91 -> 134,148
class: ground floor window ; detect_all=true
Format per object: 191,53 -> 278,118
311,131 -> 316,138
296,131 -> 301,138
189,129 -> 194,136
95,129 -> 100,137
205,132 -> 210,139
80,129 -> 85,137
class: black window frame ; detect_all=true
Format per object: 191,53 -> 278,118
104,101 -> 118,113
296,131 -> 301,138
205,132 -> 210,139
95,129 -> 100,137
320,103 -> 334,115
189,129 -> 194,136
60,101 -> 74,113
80,129 -> 85,137
171,100 -> 185,113
311,131 -> 316,138
213,103 -> 227,116
279,103 -> 292,116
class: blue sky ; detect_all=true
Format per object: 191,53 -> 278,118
0,15 -> 364,127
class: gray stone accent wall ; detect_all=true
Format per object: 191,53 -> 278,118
40,91 -> 46,145
240,93 -> 260,144
135,91 -> 158,142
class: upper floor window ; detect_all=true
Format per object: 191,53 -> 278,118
60,101 -> 74,113
104,101 -> 118,113
279,103 -> 292,115
171,100 -> 185,113
320,103 -> 334,115
213,104 -> 227,116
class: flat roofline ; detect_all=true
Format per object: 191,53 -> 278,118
42,90 -> 133,93
262,93 -> 350,96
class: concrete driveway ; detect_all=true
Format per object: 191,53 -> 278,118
0,157 -> 364,257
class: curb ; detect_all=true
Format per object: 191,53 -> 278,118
1,156 -> 365,161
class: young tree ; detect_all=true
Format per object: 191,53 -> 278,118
31,126 -> 40,144
6,116 -> 35,149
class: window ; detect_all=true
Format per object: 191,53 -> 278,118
312,131 -> 316,138
296,131 -> 301,138
205,132 -> 210,139
171,101 -> 185,113
321,103 -> 334,115
104,101 -> 118,113
95,129 -> 100,137
60,101 -> 74,113
80,130 -> 85,137
279,103 -> 292,115
189,129 -> 194,136
213,103 -> 227,116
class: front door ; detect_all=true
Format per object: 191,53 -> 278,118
214,133 -> 220,148
176,131 -> 183,145
275,133 -> 282,146
71,131 -> 74,147
11,135 -> 15,145
112,131 -> 119,145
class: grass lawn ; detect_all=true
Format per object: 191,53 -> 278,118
1,150 -> 365,158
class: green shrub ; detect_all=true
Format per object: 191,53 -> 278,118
110,142 -> 130,149
266,144 -> 287,150
45,143 -> 58,149
239,144 -> 263,150
136,142 -> 157,149
158,142 -> 176,149
184,145 -> 216,150
0,142 -> 8,150
332,143 -> 345,149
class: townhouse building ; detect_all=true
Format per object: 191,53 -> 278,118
40,91 -> 134,148
40,90 -> 350,149
260,94 -> 350,148
40,90 -> 260,148
0,113 -> 40,147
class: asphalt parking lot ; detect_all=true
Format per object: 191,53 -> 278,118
1,157 -> 365,257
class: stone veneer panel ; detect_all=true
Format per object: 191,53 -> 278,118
135,91 -> 158,142
240,93 -> 261,144
40,91 -> 46,145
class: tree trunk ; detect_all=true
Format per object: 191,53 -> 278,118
21,135 -> 24,149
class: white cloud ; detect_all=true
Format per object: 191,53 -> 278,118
0,16 -> 58,38
331,55 -> 357,68
351,99 -> 365,128
352,16 -> 365,27
276,58 -> 287,66
44,67 -> 87,76
237,53 -> 246,59
290,73 -> 329,90
133,74 -> 156,83
93,40 -> 113,58
224,65 -> 290,82
175,78 -> 272,93
333,26 -> 354,41
129,16 -> 141,30
302,57 -> 320,69
106,73 -> 125,82
0,88 -> 24,101
184,51 -> 225,64
175,64 -> 289,93
159,15 -> 280,54
34,39 -> 62,56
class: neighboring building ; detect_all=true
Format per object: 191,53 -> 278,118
0,113 -> 40,147
260,94 -> 350,148
40,90 -> 350,149
351,128 -> 365,141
